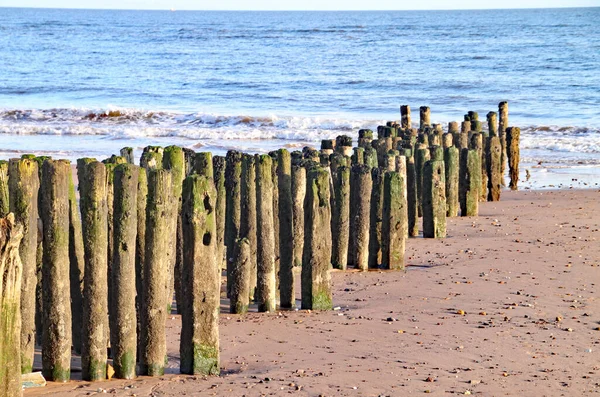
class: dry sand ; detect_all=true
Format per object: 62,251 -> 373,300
25,188 -> 600,396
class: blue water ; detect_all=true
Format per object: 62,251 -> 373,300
0,7 -> 599,177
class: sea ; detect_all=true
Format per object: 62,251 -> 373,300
0,7 -> 599,188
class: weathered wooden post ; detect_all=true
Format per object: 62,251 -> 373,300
8,159 -> 39,374
180,175 -> 220,376
444,146 -> 460,217
256,155 -> 276,312
349,164 -> 372,271
135,167 -> 147,359
111,164 -> 139,379
422,159 -> 447,238
301,166 -> 332,310
291,159 -> 306,267
358,129 -> 373,149
364,147 -> 378,169
0,214 -> 24,397
229,238 -> 250,314
269,152 -> 280,279
486,136 -> 502,201
419,106 -> 430,130
459,149 -> 481,216
162,146 -> 184,313
182,148 -> 195,176
41,159 -> 72,382
225,151 -> 242,295
415,145 -> 430,217
331,165 -> 350,270
442,133 -> 453,149
141,169 -> 171,376
320,139 -> 334,155
506,127 -> 520,191
498,102 -> 509,185
33,156 -> 49,347
401,149 -> 418,237
335,135 -> 353,157
213,156 -> 226,269
385,150 -> 398,172
239,154 -> 257,301
277,149 -> 294,309
192,152 -> 213,177
351,147 -> 365,165
381,172 -> 406,270
79,161 -> 108,382
400,105 -> 411,130
120,147 -> 134,164
0,161 -> 9,217
487,112 -> 498,138
368,168 -> 383,268
139,146 -> 163,170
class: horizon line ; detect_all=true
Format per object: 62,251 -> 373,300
1,5 -> 598,12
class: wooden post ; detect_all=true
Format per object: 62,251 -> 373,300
139,146 -> 163,170
486,136 -> 502,201
415,145 -> 430,218
8,159 -> 39,374
141,169 -> 171,376
498,102 -> 509,186
135,167 -> 147,362
335,135 -> 353,157
364,147 -> 378,169
229,238 -> 250,314
0,161 -> 9,217
459,149 -> 481,217
41,159 -> 72,382
301,166 -> 332,310
351,147 -> 365,165
120,147 -> 134,164
180,175 -> 219,376
256,155 -> 276,312
320,139 -> 334,155
225,151 -> 242,295
350,164 -> 372,271
239,154 -> 257,301
0,214 -> 24,397
400,105 -> 411,130
269,152 -> 280,283
358,129 -> 373,148
506,127 -> 520,191
291,160 -> 306,268
111,164 -> 139,379
381,172 -> 406,269
368,168 -> 383,268
442,133 -> 453,149
277,149 -> 294,309
79,161 -> 108,382
401,149 -> 418,237
419,106 -> 430,131
213,156 -> 226,270
422,160 -> 447,238
331,165 -> 350,270
192,152 -> 213,177
487,112 -> 498,138
444,146 -> 460,217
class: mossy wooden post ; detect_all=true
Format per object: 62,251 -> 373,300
498,102 -> 508,186
487,112 -> 498,138
141,169 -> 171,376
358,129 -> 373,149
192,152 -> 213,178
320,139 -> 334,156
385,150 -> 398,172
422,160 -> 447,238
111,164 -> 139,379
120,147 -> 134,164
400,105 -> 411,130
364,147 -> 378,168
40,159 -> 72,382
0,161 -> 9,217
8,159 -> 39,374
331,165 -> 350,270
335,135 -> 353,157
415,145 -> 430,218
469,132 -> 486,203
506,127 -> 520,191
442,133 -> 453,149
229,238 -> 250,314
180,175 -> 219,376
350,164 -> 372,271
401,149 -> 419,237
225,151 -> 242,295
269,152 -> 280,280
182,148 -> 195,176
444,146 -> 460,217
277,149 -> 294,309
461,120 -> 471,135
351,147 -> 365,165
256,155 -> 276,312
139,146 -> 163,170
213,156 -> 226,270
0,214 -> 24,397
79,161 -> 108,382
162,146 -> 184,313
291,160 -> 306,268
239,154 -> 257,301
419,106 -> 430,131
368,168 -> 383,269
486,136 -> 502,201
459,149 -> 481,217
135,167 -> 147,360
381,172 -> 406,270
301,166 -> 332,310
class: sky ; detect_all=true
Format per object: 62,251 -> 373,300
1,0 -> 599,10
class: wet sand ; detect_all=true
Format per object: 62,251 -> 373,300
25,188 -> 600,396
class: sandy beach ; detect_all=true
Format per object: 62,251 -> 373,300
20,188 -> 599,396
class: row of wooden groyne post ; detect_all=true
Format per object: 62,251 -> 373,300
0,102 -> 520,396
